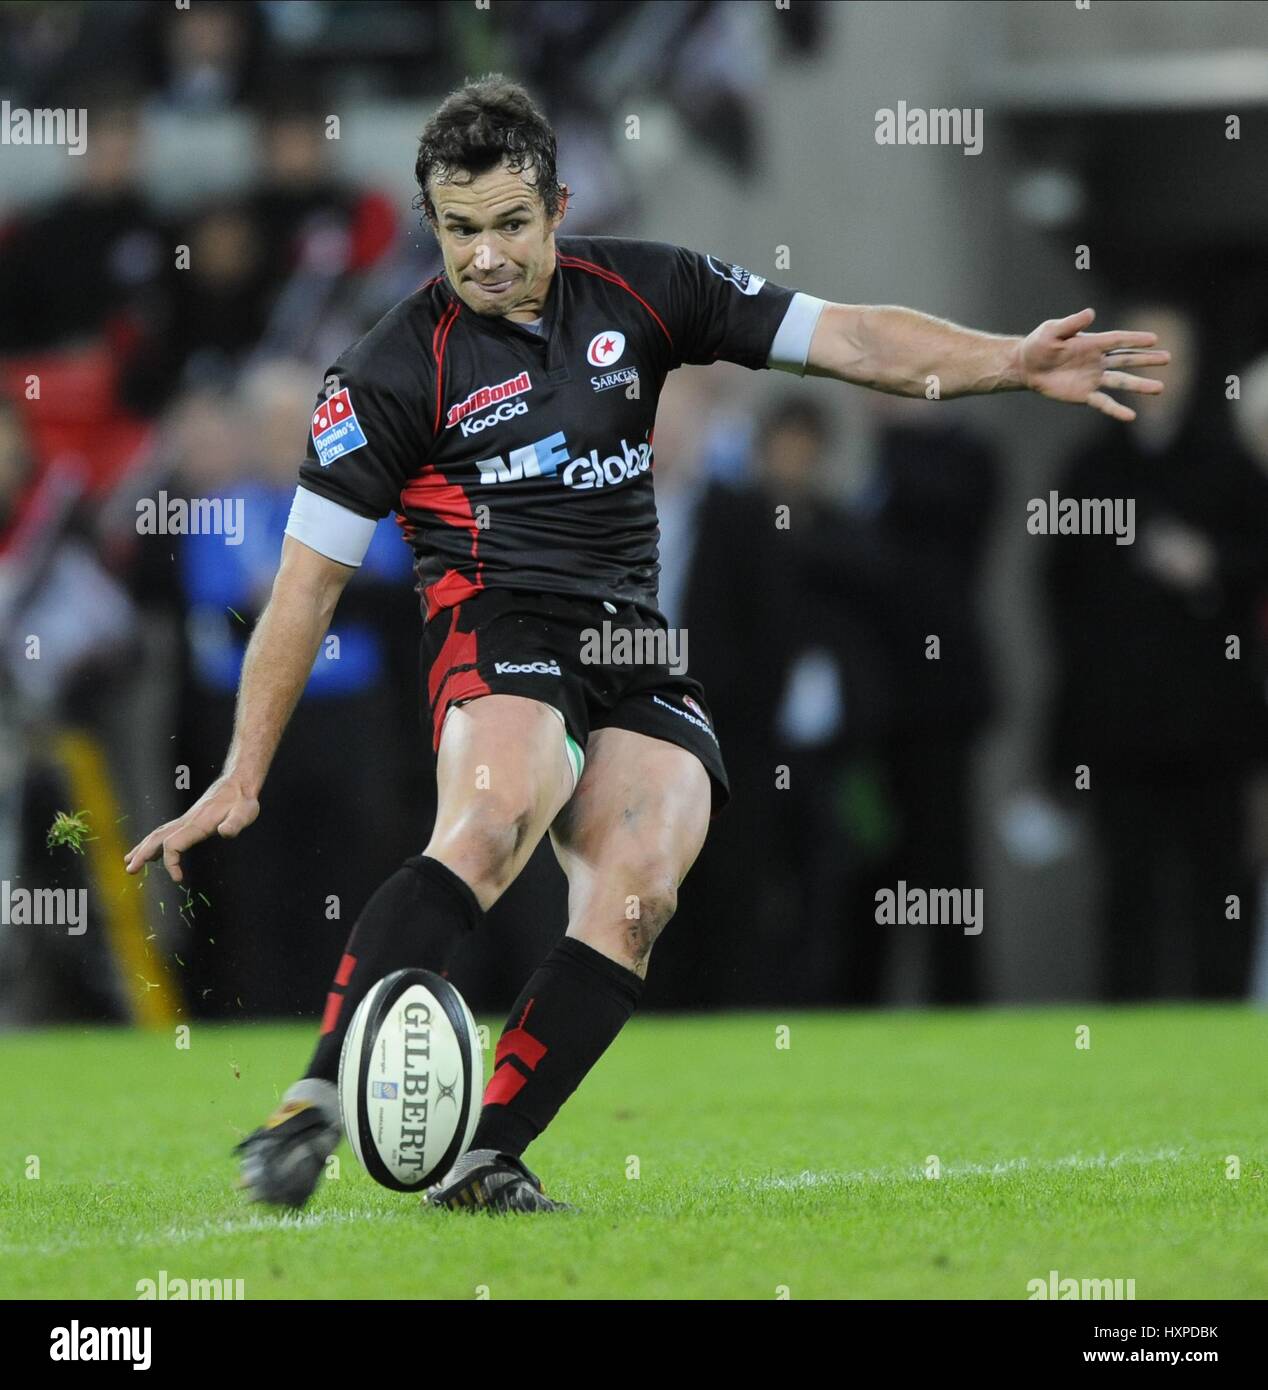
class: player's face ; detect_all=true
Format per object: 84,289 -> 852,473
430,161 -> 566,321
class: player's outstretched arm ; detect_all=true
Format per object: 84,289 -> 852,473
124,534 -> 355,883
805,304 -> 1170,421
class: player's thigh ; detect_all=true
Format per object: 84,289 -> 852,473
549,725 -> 712,942
425,694 -> 575,903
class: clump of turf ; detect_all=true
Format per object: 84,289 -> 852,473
46,809 -> 96,855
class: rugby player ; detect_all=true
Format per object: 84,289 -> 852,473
124,76 -> 1169,1213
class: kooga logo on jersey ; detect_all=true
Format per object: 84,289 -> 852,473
475,431 -> 651,488
459,398 -> 528,437
446,370 -> 532,429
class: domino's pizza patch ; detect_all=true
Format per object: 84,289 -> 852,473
311,387 -> 369,467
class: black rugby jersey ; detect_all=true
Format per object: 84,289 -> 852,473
286,236 -> 824,619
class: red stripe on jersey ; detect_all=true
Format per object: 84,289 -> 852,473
431,298 -> 461,437
401,462 -> 485,617
405,296 -> 481,600
423,567 -> 483,621
333,953 -> 356,987
557,254 -> 674,347
401,466 -> 477,529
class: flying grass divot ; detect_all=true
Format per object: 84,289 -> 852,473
46,809 -> 96,855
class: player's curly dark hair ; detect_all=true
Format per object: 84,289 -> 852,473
414,74 -> 567,225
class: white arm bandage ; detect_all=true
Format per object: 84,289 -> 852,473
767,292 -> 829,376
283,486 -> 378,568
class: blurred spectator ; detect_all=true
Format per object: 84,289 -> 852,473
1043,305 -> 1268,1001
647,366 -> 723,629
142,0 -> 267,115
505,0 -> 824,184
0,93 -> 167,480
652,390 -> 855,1006
1229,352 -> 1268,741
161,201 -> 274,392
168,362 -> 419,1017
143,102 -> 400,398
0,96 -> 162,354
830,403 -> 1000,1006
245,101 -> 400,362
0,397 -> 138,717
251,104 -> 363,283
1228,351 -> 1268,1002
0,6 -> 145,109
0,395 -> 35,547
0,397 -> 142,1026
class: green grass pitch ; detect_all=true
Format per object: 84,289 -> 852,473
2,1006 -> 1266,1299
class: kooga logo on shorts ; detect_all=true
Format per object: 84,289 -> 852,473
494,660 -> 562,675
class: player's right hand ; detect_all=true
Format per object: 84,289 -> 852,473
123,777 -> 260,884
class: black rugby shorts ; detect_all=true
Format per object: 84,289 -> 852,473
419,588 -> 730,815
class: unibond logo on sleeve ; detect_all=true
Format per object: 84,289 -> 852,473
312,388 -> 369,467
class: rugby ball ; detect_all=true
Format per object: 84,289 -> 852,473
337,968 -> 483,1192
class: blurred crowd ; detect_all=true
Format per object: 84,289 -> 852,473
2,2 -> 1266,1026
647,330 -> 1268,1009
0,0 -> 830,1023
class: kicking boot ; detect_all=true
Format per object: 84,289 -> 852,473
234,1079 -> 341,1210
422,1148 -> 574,1213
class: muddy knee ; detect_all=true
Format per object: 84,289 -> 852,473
426,789 -> 538,908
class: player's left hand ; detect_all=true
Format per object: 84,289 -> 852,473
1018,308 -> 1170,422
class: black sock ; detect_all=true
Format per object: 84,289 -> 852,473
472,936 -> 643,1158
304,854 -> 483,1083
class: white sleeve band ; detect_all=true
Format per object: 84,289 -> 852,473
283,486 -> 378,568
767,292 -> 828,376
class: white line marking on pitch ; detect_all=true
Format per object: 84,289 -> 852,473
0,1148 -> 1194,1257
742,1147 -> 1189,1191
0,1206 -> 410,1259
